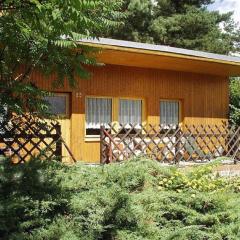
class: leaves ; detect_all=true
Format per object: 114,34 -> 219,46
229,78 -> 240,125
104,0 -> 240,54
0,0 -> 123,115
1,157 -> 240,239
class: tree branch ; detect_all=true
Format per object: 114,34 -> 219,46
14,74 -> 23,81
0,46 -> 6,61
20,53 -> 44,83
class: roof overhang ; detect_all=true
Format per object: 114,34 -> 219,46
79,38 -> 240,77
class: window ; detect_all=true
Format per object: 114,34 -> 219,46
119,99 -> 142,128
160,100 -> 179,126
85,97 -> 144,138
86,97 -> 112,136
45,93 -> 69,116
0,104 -> 7,123
0,105 -> 8,134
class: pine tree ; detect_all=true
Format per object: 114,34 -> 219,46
105,0 -> 240,54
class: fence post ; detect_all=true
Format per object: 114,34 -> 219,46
100,126 -> 105,164
55,124 -> 62,160
175,125 -> 181,164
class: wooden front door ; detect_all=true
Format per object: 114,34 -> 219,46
45,93 -> 71,163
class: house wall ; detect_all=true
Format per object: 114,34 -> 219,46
31,64 -> 229,163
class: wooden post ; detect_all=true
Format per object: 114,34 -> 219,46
100,126 -> 105,164
55,124 -> 62,160
175,125 -> 181,164
107,140 -> 113,163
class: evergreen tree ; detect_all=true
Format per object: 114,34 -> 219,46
230,78 -> 240,125
105,0 -> 240,54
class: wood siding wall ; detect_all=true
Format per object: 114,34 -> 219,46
31,64 -> 229,163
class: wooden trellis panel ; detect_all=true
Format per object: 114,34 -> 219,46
100,123 -> 240,164
0,114 -> 62,163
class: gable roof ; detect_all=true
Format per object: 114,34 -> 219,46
79,37 -> 240,76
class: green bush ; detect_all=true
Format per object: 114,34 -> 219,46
229,78 -> 240,125
1,157 -> 240,239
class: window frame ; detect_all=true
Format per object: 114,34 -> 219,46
85,96 -> 113,139
159,99 -> 182,127
118,97 -> 143,128
85,96 -> 146,141
45,92 -> 70,118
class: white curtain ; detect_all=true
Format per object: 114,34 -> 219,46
119,99 -> 142,127
86,98 -> 112,129
160,101 -> 179,125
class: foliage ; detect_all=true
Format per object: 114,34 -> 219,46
0,0 -> 122,115
230,78 -> 240,125
104,0 -> 240,54
1,157 -> 240,239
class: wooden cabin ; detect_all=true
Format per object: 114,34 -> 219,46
32,38 -> 240,163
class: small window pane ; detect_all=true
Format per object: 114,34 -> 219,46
45,95 -> 68,115
86,97 -> 112,135
0,105 -> 8,134
0,105 -> 7,123
160,100 -> 179,125
119,99 -> 142,128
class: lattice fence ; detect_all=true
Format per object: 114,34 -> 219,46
0,114 -> 62,163
100,123 -> 240,164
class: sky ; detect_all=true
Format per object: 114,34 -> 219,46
208,0 -> 240,25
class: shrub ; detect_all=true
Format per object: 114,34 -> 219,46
0,157 -> 240,239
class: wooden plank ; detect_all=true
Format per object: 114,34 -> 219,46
31,64 -> 229,163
